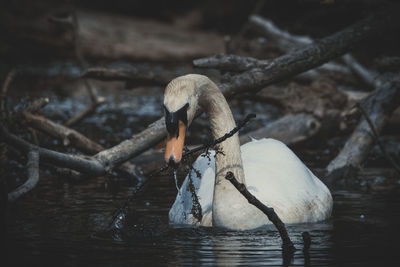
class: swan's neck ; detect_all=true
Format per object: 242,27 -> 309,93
195,76 -> 250,229
197,79 -> 245,185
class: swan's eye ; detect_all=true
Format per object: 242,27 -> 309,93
164,103 -> 188,137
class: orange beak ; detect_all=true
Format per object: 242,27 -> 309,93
165,120 -> 186,166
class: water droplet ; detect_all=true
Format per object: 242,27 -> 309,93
174,170 -> 181,195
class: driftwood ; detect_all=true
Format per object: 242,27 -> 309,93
7,149 -> 39,202
22,112 -> 104,154
248,15 -> 379,88
219,9 -> 398,97
240,113 -> 321,145
225,171 -> 295,250
325,78 -> 400,184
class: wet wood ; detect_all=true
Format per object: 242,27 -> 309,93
8,149 -> 39,202
219,9 -> 398,97
325,78 -> 400,184
225,171 -> 295,250
22,112 -> 104,155
95,118 -> 167,172
240,113 -> 321,145
249,15 -> 378,88
1,125 -> 105,176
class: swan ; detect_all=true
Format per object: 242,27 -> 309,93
163,74 -> 332,230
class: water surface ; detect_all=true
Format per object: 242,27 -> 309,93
5,171 -> 400,266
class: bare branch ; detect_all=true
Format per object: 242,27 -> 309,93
325,77 -> 400,184
8,149 -> 39,202
249,15 -> 378,88
1,125 -> 105,176
22,111 -> 104,154
240,113 -> 321,145
225,171 -> 295,250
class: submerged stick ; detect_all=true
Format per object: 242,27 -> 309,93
225,171 -> 295,250
8,149 -> 39,202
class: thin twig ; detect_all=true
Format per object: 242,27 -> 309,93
225,171 -> 295,250
357,103 -> 400,175
183,113 -> 256,158
8,149 -> 39,202
147,113 -> 256,177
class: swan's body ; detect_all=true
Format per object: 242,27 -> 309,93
164,74 -> 332,230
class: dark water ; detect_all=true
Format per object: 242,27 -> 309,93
5,170 -> 400,267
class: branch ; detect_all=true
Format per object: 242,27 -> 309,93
1,125 -> 105,176
22,111 -> 104,154
325,77 -> 400,184
7,149 -> 39,202
183,113 -> 256,159
225,171 -> 295,250
220,9 -> 397,96
249,15 -> 378,88
239,113 -> 321,145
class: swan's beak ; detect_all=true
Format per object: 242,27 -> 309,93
165,120 -> 186,166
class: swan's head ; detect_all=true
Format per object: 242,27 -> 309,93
163,78 -> 198,167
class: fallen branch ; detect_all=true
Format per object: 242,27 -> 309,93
219,9 -> 398,96
22,111 -> 104,154
7,149 -> 39,202
1,124 -> 105,175
325,77 -> 400,184
249,15 -> 378,88
240,113 -> 321,145
225,171 -> 295,250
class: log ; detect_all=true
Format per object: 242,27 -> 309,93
94,118 -> 166,172
220,9 -> 398,97
22,112 -> 104,154
1,125 -> 105,176
249,15 -> 378,88
239,113 -> 321,145
325,78 -> 400,184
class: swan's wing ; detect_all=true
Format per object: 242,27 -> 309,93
169,151 -> 216,226
242,138 -> 332,223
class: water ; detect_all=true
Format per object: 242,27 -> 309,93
5,170 -> 400,267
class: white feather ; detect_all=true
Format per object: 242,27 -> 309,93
169,138 -> 332,228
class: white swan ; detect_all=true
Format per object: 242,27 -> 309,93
163,74 -> 332,230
